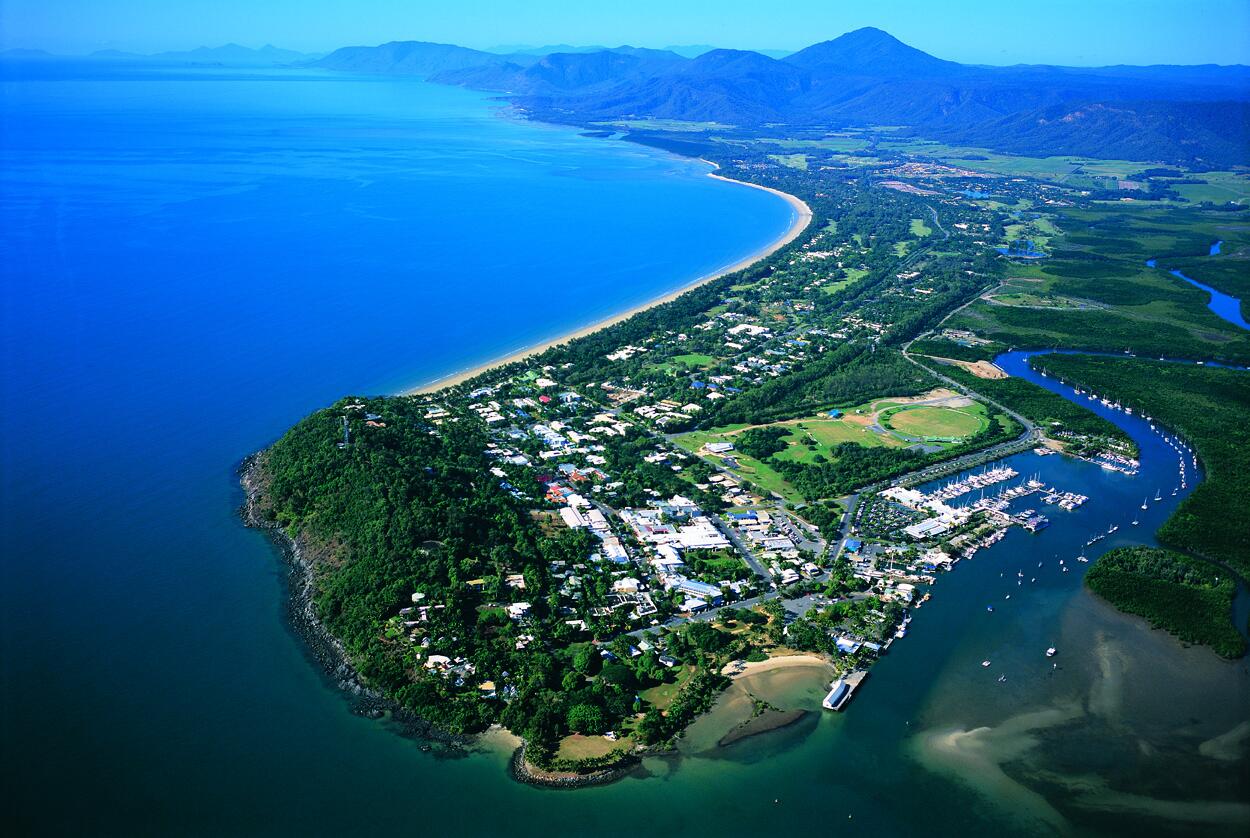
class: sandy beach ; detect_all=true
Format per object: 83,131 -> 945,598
721,653 -> 833,680
405,170 -> 812,395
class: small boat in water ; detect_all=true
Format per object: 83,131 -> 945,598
1141,498 -> 1149,510
986,605 -> 994,613
1046,647 -> 1057,657
981,660 -> 992,668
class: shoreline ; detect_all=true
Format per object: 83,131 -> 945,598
240,453 -> 641,789
406,168 -> 812,395
238,454 -> 470,748
722,652 -> 834,680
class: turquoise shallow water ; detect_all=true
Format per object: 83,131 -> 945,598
1,65 -> 1246,836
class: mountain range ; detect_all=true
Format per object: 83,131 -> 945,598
314,28 -> 1250,166
86,43 -> 319,65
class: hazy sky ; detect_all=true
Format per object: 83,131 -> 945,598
3,0 -> 1249,66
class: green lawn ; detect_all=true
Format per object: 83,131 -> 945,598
556,733 -> 631,761
640,665 -> 696,710
772,417 -> 904,465
775,137 -> 870,153
910,218 -> 933,237
672,353 -> 718,368
947,203 -> 1250,364
769,153 -> 809,170
1172,171 -> 1250,205
673,402 -> 919,500
674,426 -> 799,501
882,404 -> 988,439
821,266 -> 869,294
875,139 -> 1146,182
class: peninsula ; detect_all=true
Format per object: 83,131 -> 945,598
246,28 -> 1250,786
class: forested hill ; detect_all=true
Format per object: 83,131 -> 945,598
314,27 -> 1250,167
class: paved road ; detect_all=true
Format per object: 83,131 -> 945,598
710,514 -> 772,582
619,203 -> 1042,640
624,578 -> 837,640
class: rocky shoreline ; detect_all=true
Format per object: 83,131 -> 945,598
239,452 -> 684,789
508,744 -> 641,790
238,453 -> 467,748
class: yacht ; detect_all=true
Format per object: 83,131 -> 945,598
1141,498 -> 1149,510
1046,647 -> 1057,657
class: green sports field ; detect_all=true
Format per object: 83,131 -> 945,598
882,404 -> 988,439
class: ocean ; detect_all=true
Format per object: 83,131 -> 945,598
2,64 -> 1247,836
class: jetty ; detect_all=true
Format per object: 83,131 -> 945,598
823,670 -> 869,711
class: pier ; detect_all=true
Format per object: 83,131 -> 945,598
823,670 -> 869,711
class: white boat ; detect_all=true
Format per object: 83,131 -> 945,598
1141,498 -> 1149,510
981,660 -> 991,668
1046,647 -> 1057,657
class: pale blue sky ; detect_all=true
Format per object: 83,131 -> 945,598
3,0 -> 1248,66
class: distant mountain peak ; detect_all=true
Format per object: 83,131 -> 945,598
785,27 -> 955,77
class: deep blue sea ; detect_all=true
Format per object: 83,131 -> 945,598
0,65 -> 794,833
2,64 -> 1247,837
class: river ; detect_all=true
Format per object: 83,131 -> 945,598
584,349 -> 1250,836
1147,241 -> 1249,330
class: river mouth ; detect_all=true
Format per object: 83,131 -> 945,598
894,347 -> 1250,833
623,343 -> 1250,833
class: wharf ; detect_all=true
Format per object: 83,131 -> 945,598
823,670 -> 869,711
